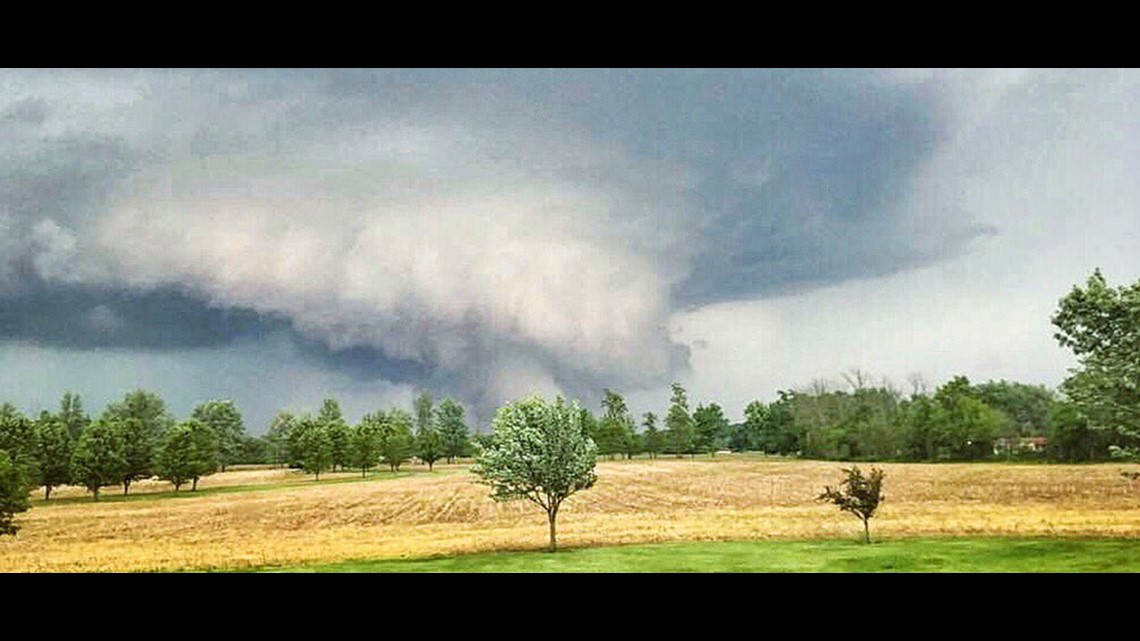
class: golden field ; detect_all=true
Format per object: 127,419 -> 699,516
4,456 -> 1140,572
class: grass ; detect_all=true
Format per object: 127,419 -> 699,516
5,457 -> 1140,572
256,537 -> 1140,573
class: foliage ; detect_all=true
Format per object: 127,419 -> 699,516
436,398 -> 470,463
33,413 -> 72,499
70,418 -> 127,501
380,409 -> 414,472
665,383 -> 696,457
157,419 -> 218,491
191,399 -> 245,472
818,465 -> 885,543
642,411 -> 663,459
0,450 -> 31,536
472,395 -> 598,551
351,414 -> 384,476
1053,270 -> 1140,450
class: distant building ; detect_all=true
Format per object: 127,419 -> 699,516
994,436 -> 1048,456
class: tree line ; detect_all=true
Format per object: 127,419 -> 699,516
0,390 -> 473,506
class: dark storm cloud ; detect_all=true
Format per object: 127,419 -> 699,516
0,69 -> 1002,421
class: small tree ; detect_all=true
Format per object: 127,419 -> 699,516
297,419 -> 332,481
472,395 -> 598,552
71,419 -> 127,501
642,412 -> 663,459
351,415 -> 384,477
381,409 -> 414,472
437,398 -> 470,463
416,427 -> 444,472
157,424 -> 196,491
33,415 -> 72,500
818,465 -> 886,544
191,399 -> 244,472
0,450 -> 31,535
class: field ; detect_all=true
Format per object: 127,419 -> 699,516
3,456 -> 1140,572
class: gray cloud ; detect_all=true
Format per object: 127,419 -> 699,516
0,69 -> 1076,424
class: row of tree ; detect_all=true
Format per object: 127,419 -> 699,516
261,394 -> 472,478
0,390 -> 474,505
566,376 -> 1090,462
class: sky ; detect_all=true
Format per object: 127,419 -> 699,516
1,68 -> 1138,433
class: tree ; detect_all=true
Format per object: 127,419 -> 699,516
472,395 -> 598,551
1052,270 -> 1140,453
70,418 -> 126,501
415,425 -> 444,472
0,404 -> 36,471
156,425 -> 196,492
351,414 -> 384,477
436,398 -> 470,463
296,418 -> 332,480
665,383 -> 696,457
818,465 -> 885,544
113,417 -> 156,495
380,409 -> 414,472
58,391 -> 91,439
33,414 -> 72,500
103,390 -> 175,493
642,412 -> 663,459
186,420 -> 218,490
413,392 -> 435,436
191,399 -> 244,472
156,419 -> 217,491
600,389 -> 638,460
693,402 -> 729,456
0,450 -> 31,535
264,411 -> 296,468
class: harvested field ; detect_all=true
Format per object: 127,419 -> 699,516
3,457 -> 1140,572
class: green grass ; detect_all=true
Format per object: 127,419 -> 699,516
253,538 -> 1140,573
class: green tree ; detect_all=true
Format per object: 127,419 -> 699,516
113,417 -> 155,495
33,414 -> 72,500
156,419 -> 217,491
436,398 -> 470,463
601,389 -> 638,460
932,376 -> 1006,459
380,409 -> 414,472
1052,270 -> 1140,453
413,392 -> 435,435
351,414 -> 384,477
818,465 -> 886,544
191,399 -> 245,472
642,411 -> 663,459
70,418 -> 127,501
0,403 -> 36,471
472,395 -> 598,551
58,391 -> 91,439
693,402 -> 729,456
156,424 -> 196,491
665,383 -> 696,457
186,420 -> 218,490
264,411 -> 295,468
296,417 -> 332,480
0,450 -> 31,535
415,425 -> 444,471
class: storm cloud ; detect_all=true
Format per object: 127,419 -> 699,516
2,69 -> 1134,428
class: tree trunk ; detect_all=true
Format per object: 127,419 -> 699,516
362,467 -> 367,478
93,486 -> 100,502
547,506 -> 558,552
863,518 -> 871,544
44,485 -> 51,500
428,461 -> 434,472
123,479 -> 130,495
192,477 -> 199,491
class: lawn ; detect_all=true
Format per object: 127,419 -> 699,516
259,537 -> 1140,573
